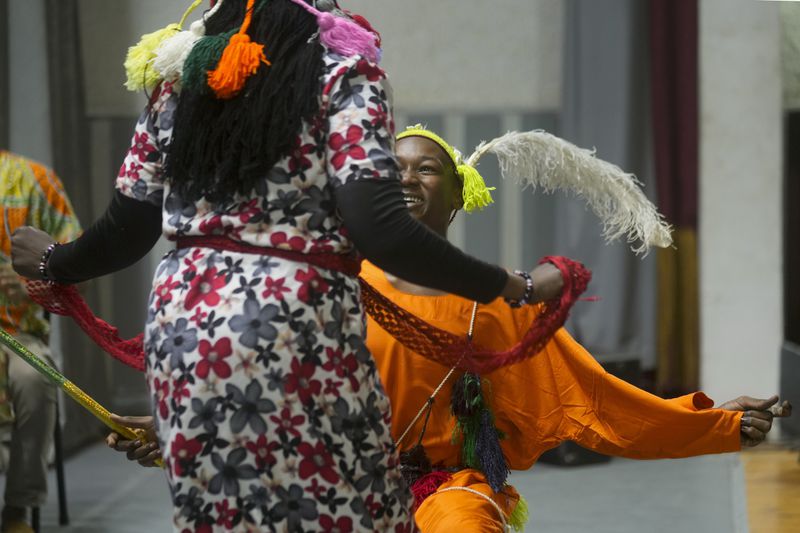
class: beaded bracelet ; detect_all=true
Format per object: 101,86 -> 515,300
505,269 -> 534,308
38,242 -> 59,282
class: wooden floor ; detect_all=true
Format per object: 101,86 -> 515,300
741,447 -> 800,533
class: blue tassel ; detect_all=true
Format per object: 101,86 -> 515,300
476,409 -> 510,492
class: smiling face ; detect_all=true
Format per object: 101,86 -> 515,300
396,136 -> 463,237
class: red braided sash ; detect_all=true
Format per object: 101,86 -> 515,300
25,236 -> 590,375
360,256 -> 591,374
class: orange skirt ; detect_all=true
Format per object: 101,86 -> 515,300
415,469 -> 523,532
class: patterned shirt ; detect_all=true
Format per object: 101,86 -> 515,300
0,151 -> 82,339
116,50 -> 396,255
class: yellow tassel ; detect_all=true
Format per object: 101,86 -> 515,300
207,33 -> 269,99
123,0 -> 204,92
458,164 -> 495,212
507,494 -> 530,532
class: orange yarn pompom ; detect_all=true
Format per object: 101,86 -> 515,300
207,33 -> 269,99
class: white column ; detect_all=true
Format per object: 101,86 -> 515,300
699,0 -> 783,402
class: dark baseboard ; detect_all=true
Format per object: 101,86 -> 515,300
780,341 -> 800,438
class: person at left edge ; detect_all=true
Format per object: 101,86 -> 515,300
0,150 -> 81,533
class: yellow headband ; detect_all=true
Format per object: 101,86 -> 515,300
397,125 -> 495,213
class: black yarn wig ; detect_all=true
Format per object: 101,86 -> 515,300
165,0 -> 325,203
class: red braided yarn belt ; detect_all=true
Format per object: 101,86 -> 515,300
25,235 -> 591,375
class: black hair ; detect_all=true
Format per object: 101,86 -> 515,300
165,0 -> 324,203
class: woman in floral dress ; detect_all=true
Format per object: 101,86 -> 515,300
10,1 -> 557,531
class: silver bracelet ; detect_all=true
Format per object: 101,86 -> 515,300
505,270 -> 534,308
38,242 -> 59,282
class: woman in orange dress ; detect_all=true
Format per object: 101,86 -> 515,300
359,127 -> 791,532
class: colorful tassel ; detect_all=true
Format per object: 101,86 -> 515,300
182,29 -> 235,94
475,409 -> 510,492
208,0 -> 270,99
451,373 -> 510,492
458,163 -> 495,212
288,0 -> 380,63
153,20 -> 206,84
508,494 -> 530,532
124,0 -> 204,91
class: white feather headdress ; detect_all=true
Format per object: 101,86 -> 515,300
466,130 -> 673,255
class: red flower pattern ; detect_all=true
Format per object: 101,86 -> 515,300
262,276 -> 291,301
170,433 -> 202,477
283,358 -> 322,404
184,268 -> 226,310
196,338 -> 233,379
329,125 -> 366,170
295,268 -> 330,304
297,441 -> 339,484
245,434 -> 279,470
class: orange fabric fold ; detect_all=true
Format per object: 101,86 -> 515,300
362,260 -> 742,472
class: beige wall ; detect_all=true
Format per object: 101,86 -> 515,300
80,0 -> 188,116
346,0 -> 563,113
78,0 -> 564,116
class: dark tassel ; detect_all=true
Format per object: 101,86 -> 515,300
451,373 -> 482,418
475,409 -> 510,492
399,444 -> 432,488
181,30 -> 235,94
451,373 -> 510,492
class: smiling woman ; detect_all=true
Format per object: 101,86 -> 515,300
363,127 -> 792,533
396,136 -> 464,236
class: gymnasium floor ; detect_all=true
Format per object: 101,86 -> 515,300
4,442 -> 796,532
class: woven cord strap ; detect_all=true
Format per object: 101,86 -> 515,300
360,255 -> 591,374
24,255 -> 589,376
25,280 -> 145,371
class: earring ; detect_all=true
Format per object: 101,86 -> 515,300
448,210 -> 458,225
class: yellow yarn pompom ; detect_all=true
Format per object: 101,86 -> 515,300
458,164 -> 495,212
123,0 -> 204,92
124,23 -> 182,91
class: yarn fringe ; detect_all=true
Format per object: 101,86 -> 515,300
451,373 -> 509,492
124,24 -> 181,91
508,494 -> 530,532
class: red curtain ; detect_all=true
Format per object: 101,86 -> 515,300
649,0 -> 700,394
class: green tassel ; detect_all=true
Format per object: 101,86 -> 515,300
508,494 -> 530,532
181,29 -> 237,94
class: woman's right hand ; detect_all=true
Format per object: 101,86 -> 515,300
106,414 -> 161,468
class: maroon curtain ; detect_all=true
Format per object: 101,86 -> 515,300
649,0 -> 700,394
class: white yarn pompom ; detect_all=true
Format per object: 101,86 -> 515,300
153,19 -> 206,84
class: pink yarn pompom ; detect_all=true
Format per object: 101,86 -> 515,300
289,0 -> 380,63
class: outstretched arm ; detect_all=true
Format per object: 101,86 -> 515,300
546,329 -> 790,459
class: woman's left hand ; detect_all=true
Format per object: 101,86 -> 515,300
10,226 -> 56,280
718,395 -> 793,447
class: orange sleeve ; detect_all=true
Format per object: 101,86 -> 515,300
547,329 -> 742,459
667,392 -> 715,411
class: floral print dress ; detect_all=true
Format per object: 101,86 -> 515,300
116,50 -> 413,532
